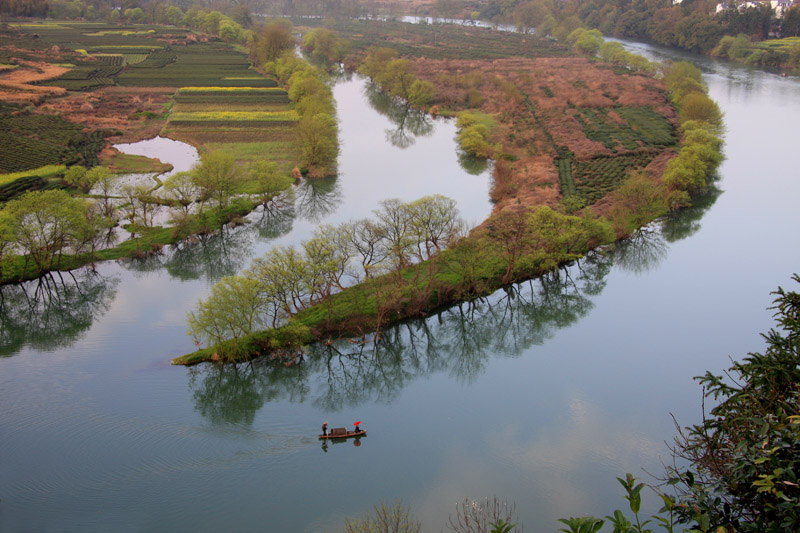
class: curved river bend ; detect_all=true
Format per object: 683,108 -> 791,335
0,47 -> 798,531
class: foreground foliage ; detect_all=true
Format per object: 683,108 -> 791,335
561,275 -> 800,532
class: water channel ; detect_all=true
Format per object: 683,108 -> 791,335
1,43 -> 799,531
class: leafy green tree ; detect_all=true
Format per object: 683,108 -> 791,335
302,224 -> 352,299
0,208 -> 15,281
247,160 -> 292,205
437,235 -> 492,299
71,200 -> 113,258
378,59 -> 417,101
668,275 -> 800,531
345,218 -> 388,280
374,198 -> 415,270
4,190 -> 88,273
297,112 -> 339,173
124,7 -> 144,23
567,28 -> 603,56
90,166 -> 118,220
288,69 -> 334,116
65,165 -> 112,195
251,19 -> 295,64
192,151 -> 240,211
678,92 -> 723,130
408,79 -> 435,108
783,5 -> 800,37
662,151 -> 710,192
408,194 -> 460,260
249,245 -> 312,320
64,165 -> 88,191
609,172 -> 669,231
485,209 -> 530,284
187,275 -> 269,356
360,47 -> 399,81
163,171 -> 199,220
301,28 -> 350,63
164,5 -> 183,25
458,124 -> 494,158
219,19 -> 244,43
514,1 -> 547,34
84,166 -> 111,194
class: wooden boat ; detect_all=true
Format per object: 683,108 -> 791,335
318,427 -> 366,439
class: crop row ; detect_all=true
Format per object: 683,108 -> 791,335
0,133 -> 70,173
574,107 -> 676,152
0,164 -> 65,186
0,175 -> 47,202
573,152 -> 657,203
121,54 -> 148,65
118,75 -> 277,87
177,86 -> 285,94
126,49 -> 176,69
170,110 -> 299,121
167,120 -> 300,129
174,94 -> 289,104
93,54 -> 124,66
556,157 -> 576,196
614,107 -> 677,147
0,113 -> 85,145
40,64 -> 122,89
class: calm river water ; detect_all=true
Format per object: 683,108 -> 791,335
1,46 -> 799,531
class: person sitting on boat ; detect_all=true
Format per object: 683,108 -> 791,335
353,421 -> 362,433
322,422 -> 328,436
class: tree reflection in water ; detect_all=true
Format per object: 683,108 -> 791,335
660,184 -> 722,243
295,176 -> 343,223
613,227 -> 669,274
364,83 -> 434,149
457,151 -> 491,175
614,183 -> 722,274
0,269 -> 120,357
187,253 -> 613,425
120,224 -> 256,284
250,190 -> 296,240
188,359 -> 311,428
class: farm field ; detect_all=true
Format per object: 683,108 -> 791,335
0,20 -> 298,191
326,20 -> 679,213
164,86 -> 299,172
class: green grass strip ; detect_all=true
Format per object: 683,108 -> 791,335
0,165 -> 66,186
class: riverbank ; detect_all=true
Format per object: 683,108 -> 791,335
0,20 -> 336,285
3,30 -> 798,533
174,23 -> 724,365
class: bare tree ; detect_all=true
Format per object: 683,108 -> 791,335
447,497 -> 522,533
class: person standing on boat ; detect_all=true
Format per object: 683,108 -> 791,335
322,422 -> 328,436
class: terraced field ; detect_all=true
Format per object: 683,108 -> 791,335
165,86 -> 299,172
1,21 -> 299,182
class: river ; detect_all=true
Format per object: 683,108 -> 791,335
0,43 -> 798,531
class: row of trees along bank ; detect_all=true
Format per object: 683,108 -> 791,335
176,196 -> 616,364
480,0 -> 800,69
176,29 -> 725,365
0,18 -> 340,283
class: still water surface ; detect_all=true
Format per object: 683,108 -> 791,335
1,48 -> 799,531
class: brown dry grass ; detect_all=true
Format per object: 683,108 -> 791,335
411,56 -> 678,216
38,87 -> 173,142
0,60 -> 70,104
